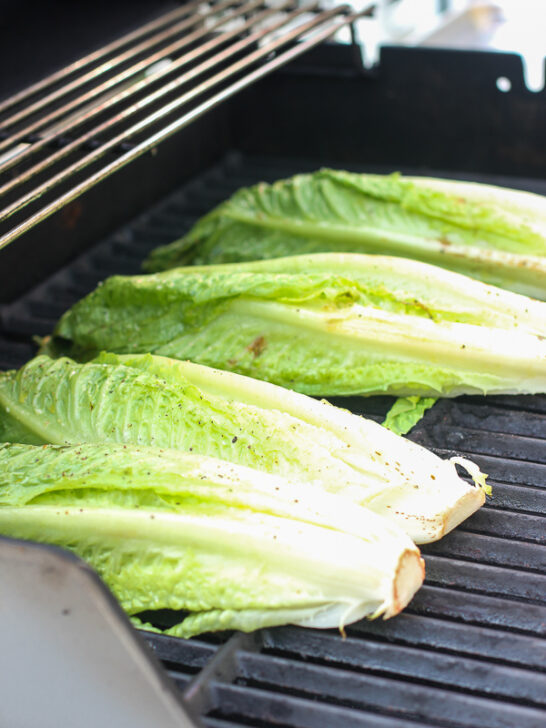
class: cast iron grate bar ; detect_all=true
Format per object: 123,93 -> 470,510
349,613 -> 546,668
462,507 -> 546,537
0,152 -> 545,728
231,652 -> 546,727
256,638 -> 546,706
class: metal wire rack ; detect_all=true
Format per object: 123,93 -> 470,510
0,1 -> 363,252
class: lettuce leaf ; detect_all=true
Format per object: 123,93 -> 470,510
0,441 -> 424,636
0,353 -> 487,544
383,397 -> 437,436
48,254 -> 546,399
142,170 -> 546,299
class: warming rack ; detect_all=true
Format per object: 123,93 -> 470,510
0,1 -> 363,252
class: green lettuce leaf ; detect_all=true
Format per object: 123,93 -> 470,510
142,170 -> 546,299
383,397 -> 437,436
0,441 -> 424,636
48,254 -> 546,398
0,352 -> 487,543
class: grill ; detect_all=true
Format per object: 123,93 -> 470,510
0,4 -> 545,728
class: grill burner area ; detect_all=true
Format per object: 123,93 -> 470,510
0,152 -> 545,728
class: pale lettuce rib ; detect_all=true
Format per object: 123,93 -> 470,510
0,354 -> 487,543
0,505 -> 419,627
142,170 -> 546,299
0,441 -> 401,541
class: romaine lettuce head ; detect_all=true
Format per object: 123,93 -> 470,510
0,353 -> 487,543
0,442 -> 425,636
48,253 -> 546,398
142,170 -> 546,299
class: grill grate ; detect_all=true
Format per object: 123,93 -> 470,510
0,152 -> 545,728
0,2 -> 363,252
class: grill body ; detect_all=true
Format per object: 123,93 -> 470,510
0,31 -> 545,728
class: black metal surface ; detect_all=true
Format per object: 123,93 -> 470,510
233,45 -> 546,178
0,151 -> 545,728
